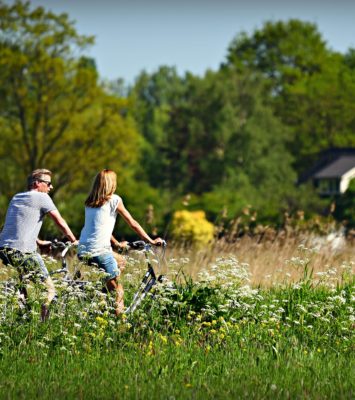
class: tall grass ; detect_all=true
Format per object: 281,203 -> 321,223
167,234 -> 354,286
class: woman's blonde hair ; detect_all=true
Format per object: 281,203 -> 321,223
85,169 -> 117,208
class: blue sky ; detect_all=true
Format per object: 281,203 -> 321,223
27,0 -> 355,85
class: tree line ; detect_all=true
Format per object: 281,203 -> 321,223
1,1 -> 354,237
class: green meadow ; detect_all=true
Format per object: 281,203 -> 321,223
1,241 -> 354,399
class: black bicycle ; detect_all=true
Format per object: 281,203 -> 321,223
0,248 -> 57,321
49,240 -> 90,289
50,239 -> 168,315
1,240 -> 166,320
0,275 -> 29,321
124,240 -> 167,314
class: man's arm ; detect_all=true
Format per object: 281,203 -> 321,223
47,210 -> 77,243
36,238 -> 52,254
36,238 -> 52,246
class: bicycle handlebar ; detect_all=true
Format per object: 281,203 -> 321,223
51,239 -> 72,249
127,240 -> 167,251
127,241 -> 147,250
51,240 -> 74,259
50,239 -> 166,253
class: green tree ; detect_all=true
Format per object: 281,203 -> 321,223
224,19 -> 355,174
195,70 -> 297,222
224,19 -> 328,91
129,66 -> 186,190
0,0 -> 140,203
280,55 -> 355,171
131,66 -> 298,222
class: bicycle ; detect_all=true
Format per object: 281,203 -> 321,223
52,239 -> 168,315
124,240 -> 167,314
1,240 -> 167,321
0,247 -> 58,321
49,240 -> 90,289
0,275 -> 29,321
0,241 -> 84,321
48,240 -> 115,318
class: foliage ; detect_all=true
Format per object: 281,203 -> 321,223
129,66 -> 187,192
0,0 -> 141,210
130,67 -> 302,225
128,20 -> 355,230
279,55 -> 355,172
1,5 -> 354,237
225,19 -> 329,90
171,210 -> 215,246
224,19 -> 355,174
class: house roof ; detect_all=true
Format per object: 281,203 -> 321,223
298,147 -> 355,183
314,155 -> 355,178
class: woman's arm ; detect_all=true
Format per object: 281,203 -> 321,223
116,201 -> 164,245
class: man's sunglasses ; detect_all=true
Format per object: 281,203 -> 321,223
37,179 -> 52,187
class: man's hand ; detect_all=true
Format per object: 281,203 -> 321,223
112,240 -> 129,252
37,239 -> 52,254
111,235 -> 129,251
117,241 -> 129,249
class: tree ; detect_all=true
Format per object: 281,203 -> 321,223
279,55 -> 355,171
129,66 -> 186,190
131,66 -> 298,222
224,19 -> 355,174
195,70 -> 297,222
224,19 -> 328,92
0,0 -> 140,203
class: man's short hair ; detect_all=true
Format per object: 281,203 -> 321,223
27,169 -> 52,190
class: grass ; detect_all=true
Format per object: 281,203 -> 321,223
0,236 -> 354,399
1,346 -> 354,399
168,234 -> 355,285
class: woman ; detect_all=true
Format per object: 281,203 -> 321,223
78,169 -> 164,315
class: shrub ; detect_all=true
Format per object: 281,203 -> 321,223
170,210 -> 214,246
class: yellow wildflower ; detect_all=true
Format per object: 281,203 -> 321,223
159,334 -> 168,344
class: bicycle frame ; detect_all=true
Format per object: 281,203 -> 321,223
0,249 -> 46,319
50,241 -> 71,279
0,279 -> 28,321
124,241 -> 165,314
50,241 -> 89,289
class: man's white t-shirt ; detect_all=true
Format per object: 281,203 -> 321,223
0,191 -> 57,253
78,194 -> 121,257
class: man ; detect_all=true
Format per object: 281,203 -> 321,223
0,169 -> 77,321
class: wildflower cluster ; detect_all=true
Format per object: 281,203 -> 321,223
0,248 -> 353,359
